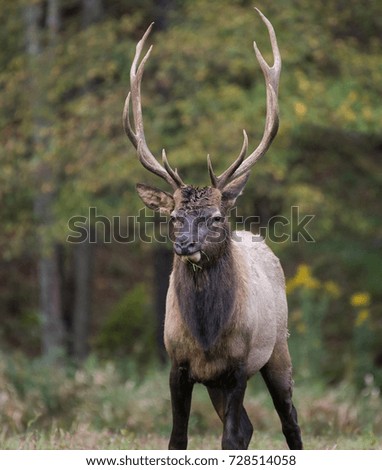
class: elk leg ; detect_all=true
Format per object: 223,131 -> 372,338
238,405 -> 253,448
260,342 -> 303,450
207,386 -> 225,420
168,364 -> 194,450
207,386 -> 253,449
218,366 -> 250,450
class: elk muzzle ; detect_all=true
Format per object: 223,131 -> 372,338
171,214 -> 209,263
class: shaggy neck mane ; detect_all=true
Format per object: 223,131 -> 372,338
173,240 -> 237,352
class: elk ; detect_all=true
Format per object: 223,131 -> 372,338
123,9 -> 303,450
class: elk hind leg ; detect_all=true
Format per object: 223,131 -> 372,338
207,381 -> 253,449
260,342 -> 303,450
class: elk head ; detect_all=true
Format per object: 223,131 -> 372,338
123,9 -> 281,267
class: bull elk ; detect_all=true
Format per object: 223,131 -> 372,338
123,9 -> 303,450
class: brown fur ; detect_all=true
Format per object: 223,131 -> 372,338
137,182 -> 302,449
173,186 -> 222,211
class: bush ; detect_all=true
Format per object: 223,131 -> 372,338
95,283 -> 157,366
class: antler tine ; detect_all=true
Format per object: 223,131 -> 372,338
209,130 -> 248,189
162,149 -> 184,187
207,154 -> 218,188
122,92 -> 137,146
254,8 -> 281,95
123,23 -> 184,190
214,8 -> 281,188
123,24 -> 153,145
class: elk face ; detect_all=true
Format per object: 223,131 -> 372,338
170,186 -> 225,264
137,176 -> 249,266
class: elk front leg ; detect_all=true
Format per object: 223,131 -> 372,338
221,365 -> 249,450
168,363 -> 194,450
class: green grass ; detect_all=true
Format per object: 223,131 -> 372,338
1,428 -> 380,450
1,353 -> 381,450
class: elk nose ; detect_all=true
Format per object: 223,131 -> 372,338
174,240 -> 198,256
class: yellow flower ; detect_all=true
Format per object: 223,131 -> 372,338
286,264 -> 320,294
350,292 -> 371,308
323,281 -> 341,298
355,309 -> 370,327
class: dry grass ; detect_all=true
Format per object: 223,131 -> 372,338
2,428 -> 380,450
1,354 -> 381,450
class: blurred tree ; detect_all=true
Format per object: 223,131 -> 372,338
71,0 -> 105,361
24,0 -> 65,359
82,0 -> 103,27
0,0 -> 381,382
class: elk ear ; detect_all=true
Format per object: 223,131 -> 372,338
136,183 -> 175,215
221,173 -> 250,210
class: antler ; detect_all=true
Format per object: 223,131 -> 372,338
123,23 -> 184,190
208,8 -> 282,189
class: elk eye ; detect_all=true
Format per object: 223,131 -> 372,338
213,215 -> 223,223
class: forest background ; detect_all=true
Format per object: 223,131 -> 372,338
0,0 -> 381,449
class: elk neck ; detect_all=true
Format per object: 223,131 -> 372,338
173,237 -> 237,353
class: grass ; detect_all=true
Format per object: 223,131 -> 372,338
1,426 -> 380,450
1,353 -> 381,450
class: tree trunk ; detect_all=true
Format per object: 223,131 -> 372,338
82,0 -> 103,27
73,224 -> 95,360
25,0 -> 65,359
38,246 -> 65,356
70,0 -> 103,361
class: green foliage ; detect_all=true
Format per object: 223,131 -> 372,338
287,264 -> 339,380
287,264 -> 382,390
0,0 -> 381,386
95,283 -> 156,365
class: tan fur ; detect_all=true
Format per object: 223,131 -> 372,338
164,230 -> 288,382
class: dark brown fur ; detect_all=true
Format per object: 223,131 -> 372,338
173,242 -> 237,352
174,186 -> 222,211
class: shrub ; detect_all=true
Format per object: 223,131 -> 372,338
95,283 -> 157,366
